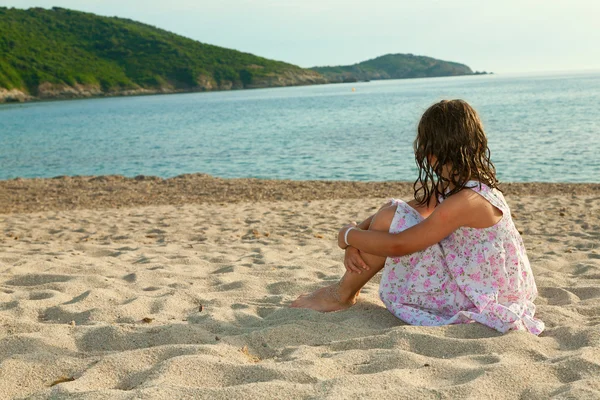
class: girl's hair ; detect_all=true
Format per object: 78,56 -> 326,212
413,99 -> 500,206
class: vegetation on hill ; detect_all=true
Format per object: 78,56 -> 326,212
0,7 -> 484,102
312,53 -> 479,83
0,7 -> 324,101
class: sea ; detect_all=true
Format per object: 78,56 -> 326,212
1,71 -> 599,183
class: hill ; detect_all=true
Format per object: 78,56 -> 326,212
312,53 -> 482,83
0,7 -> 326,102
0,7 -> 485,103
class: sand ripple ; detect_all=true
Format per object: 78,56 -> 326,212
1,195 -> 599,399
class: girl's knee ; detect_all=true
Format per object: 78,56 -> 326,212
369,204 -> 396,232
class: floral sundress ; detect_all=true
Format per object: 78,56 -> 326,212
379,181 -> 544,334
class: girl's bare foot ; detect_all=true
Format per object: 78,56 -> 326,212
290,282 -> 358,312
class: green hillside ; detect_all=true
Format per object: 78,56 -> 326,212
0,7 -> 325,101
312,53 -> 480,83
0,7 -> 484,103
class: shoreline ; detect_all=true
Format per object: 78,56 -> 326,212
4,71 -> 598,106
0,80 -> 329,105
1,173 -> 599,214
0,74 -> 491,105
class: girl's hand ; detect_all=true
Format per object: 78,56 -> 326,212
344,246 -> 369,274
338,222 -> 357,249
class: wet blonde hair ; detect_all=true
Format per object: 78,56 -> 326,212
413,99 -> 500,206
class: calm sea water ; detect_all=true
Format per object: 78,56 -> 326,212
1,71 -> 599,182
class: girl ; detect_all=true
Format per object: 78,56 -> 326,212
291,99 -> 544,335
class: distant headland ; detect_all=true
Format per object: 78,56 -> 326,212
312,54 -> 490,83
0,7 -> 490,103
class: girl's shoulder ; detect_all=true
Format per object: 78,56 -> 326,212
462,181 -> 509,213
434,181 -> 507,230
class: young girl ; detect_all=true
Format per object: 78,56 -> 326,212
291,99 -> 544,335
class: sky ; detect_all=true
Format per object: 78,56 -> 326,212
2,0 -> 599,73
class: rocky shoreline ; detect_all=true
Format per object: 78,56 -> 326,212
1,173 -> 598,214
0,85 -> 183,104
0,70 -> 328,104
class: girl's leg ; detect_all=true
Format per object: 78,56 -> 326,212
290,205 -> 396,312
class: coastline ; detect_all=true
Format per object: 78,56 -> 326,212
0,80 -> 326,105
0,73 -> 487,105
1,176 -> 599,398
1,174 -> 599,214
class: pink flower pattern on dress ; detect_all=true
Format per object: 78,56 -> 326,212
379,182 -> 544,334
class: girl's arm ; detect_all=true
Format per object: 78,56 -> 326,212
341,190 -> 479,257
342,200 -> 396,274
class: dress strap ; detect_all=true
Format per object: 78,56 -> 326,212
464,181 -> 509,215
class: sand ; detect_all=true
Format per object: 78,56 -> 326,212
1,177 -> 599,399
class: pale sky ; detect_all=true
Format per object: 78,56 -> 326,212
2,0 -> 599,73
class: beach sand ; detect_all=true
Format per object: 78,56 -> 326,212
1,175 -> 599,399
